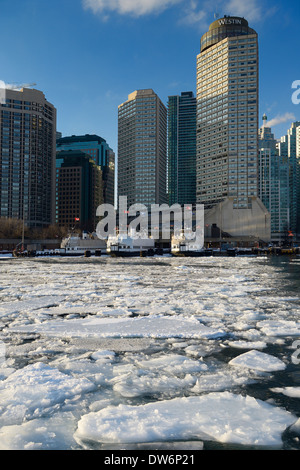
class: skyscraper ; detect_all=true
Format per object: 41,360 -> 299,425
56,150 -> 103,231
118,89 -> 167,208
56,134 -> 115,206
197,16 -> 270,242
196,16 -> 259,210
259,116 -> 290,242
0,87 -> 56,228
277,122 -> 300,239
168,92 -> 196,206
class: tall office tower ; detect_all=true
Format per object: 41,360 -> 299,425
168,92 -> 197,206
277,122 -> 300,238
0,87 -> 56,228
196,16 -> 259,210
56,134 -> 115,206
56,150 -> 103,231
118,89 -> 167,208
258,116 -> 290,242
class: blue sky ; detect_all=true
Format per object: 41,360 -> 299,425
0,0 -> 299,153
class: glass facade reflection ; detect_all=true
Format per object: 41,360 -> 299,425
56,134 -> 115,206
168,92 -> 196,206
0,88 -> 56,228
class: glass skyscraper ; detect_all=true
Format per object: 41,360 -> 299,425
56,134 -> 115,206
258,116 -> 290,242
196,16 -> 259,210
168,92 -> 196,206
0,87 -> 56,228
277,122 -> 300,239
56,150 -> 103,231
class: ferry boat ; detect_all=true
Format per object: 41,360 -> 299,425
106,230 -> 155,257
171,233 -> 210,257
60,232 -> 106,257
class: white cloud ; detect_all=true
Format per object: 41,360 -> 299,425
82,0 -> 183,17
83,0 -> 275,28
263,112 -> 296,128
179,0 -> 208,27
222,0 -> 263,22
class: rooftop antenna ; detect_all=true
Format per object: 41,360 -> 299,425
262,113 -> 268,126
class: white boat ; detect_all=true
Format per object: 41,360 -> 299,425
107,230 -> 155,257
171,232 -> 209,257
61,232 -> 106,256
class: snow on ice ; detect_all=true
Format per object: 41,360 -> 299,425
74,392 -> 297,447
229,350 -> 287,372
0,256 -> 299,450
9,314 -> 226,340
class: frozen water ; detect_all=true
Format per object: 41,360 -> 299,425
271,387 -> 300,398
229,350 -> 287,372
0,362 -> 96,427
0,255 -> 299,450
9,314 -> 226,340
74,392 -> 296,447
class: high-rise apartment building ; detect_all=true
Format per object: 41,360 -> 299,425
118,89 -> 167,208
0,87 -> 56,228
56,150 -> 103,231
56,134 -> 115,206
168,92 -> 196,206
277,122 -> 300,238
196,16 -> 259,210
258,116 -> 290,242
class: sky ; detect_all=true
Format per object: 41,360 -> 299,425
0,0 -> 300,154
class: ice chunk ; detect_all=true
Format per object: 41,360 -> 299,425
134,353 -> 208,375
0,296 -> 65,317
113,374 -> 197,398
74,392 -> 297,447
226,340 -> 267,350
257,320 -> 300,337
229,350 -> 286,372
112,353 -> 207,398
0,412 -> 78,450
0,363 -> 96,426
9,315 -> 225,340
270,387 -> 300,398
91,350 -> 116,361
191,370 -> 252,393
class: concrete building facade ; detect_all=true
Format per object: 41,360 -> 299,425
118,89 -> 167,208
196,16 -> 259,210
196,16 -> 270,243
